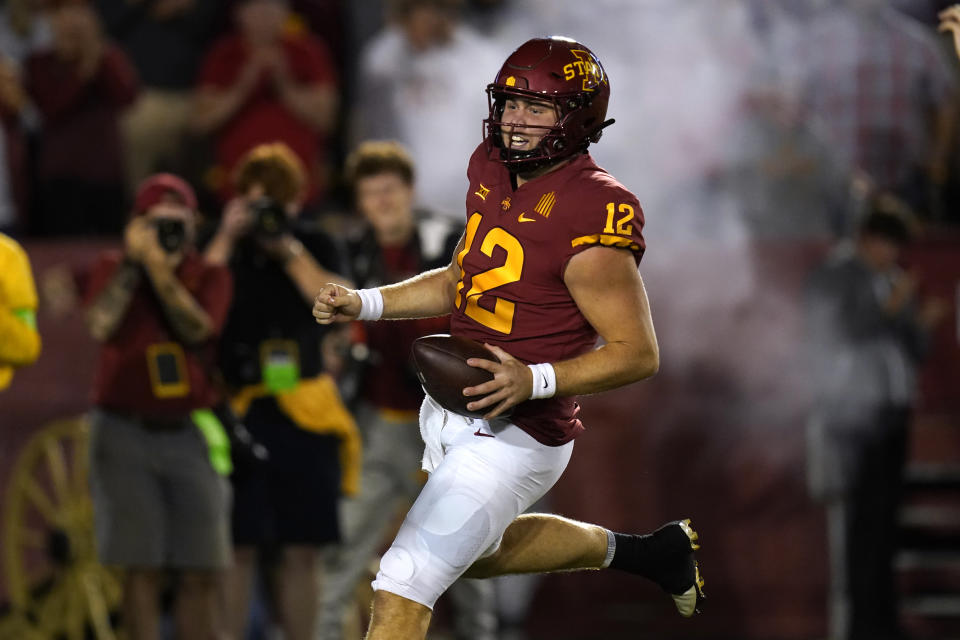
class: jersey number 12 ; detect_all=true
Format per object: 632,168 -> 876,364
455,212 -> 525,334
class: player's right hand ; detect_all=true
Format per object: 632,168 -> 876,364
313,284 -> 361,324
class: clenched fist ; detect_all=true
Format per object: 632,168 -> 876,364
312,284 -> 362,324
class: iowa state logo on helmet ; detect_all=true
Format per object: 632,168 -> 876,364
563,49 -> 606,92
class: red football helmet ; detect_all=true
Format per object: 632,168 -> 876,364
484,36 -> 614,172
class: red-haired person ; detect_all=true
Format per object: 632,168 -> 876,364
205,142 -> 358,640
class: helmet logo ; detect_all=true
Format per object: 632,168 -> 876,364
563,50 -> 605,91
505,76 -> 517,87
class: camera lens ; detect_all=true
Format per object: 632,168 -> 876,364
154,218 -> 186,254
249,197 -> 287,238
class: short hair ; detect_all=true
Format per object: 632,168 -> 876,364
859,195 -> 914,246
233,143 -> 306,204
345,141 -> 415,189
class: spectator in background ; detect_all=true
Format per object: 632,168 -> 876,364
25,0 -> 138,236
191,0 -> 338,205
95,0 -> 223,190
0,0 -> 53,66
1,0 -> 50,232
352,0 -> 501,220
83,174 -> 233,640
317,141 -> 496,640
0,232 -> 40,391
781,0 -> 958,219
204,143 -> 358,640
0,57 -> 28,231
806,197 -> 949,640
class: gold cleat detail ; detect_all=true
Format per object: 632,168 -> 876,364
675,519 -> 705,616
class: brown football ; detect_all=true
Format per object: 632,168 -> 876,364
411,334 -> 500,419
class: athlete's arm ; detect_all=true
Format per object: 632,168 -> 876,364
464,245 -> 658,419
85,260 -> 141,342
312,234 -> 465,323
142,253 -> 215,347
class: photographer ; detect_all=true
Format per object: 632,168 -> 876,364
84,173 -> 233,640
204,142 -> 360,640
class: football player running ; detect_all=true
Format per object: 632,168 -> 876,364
314,36 -> 704,639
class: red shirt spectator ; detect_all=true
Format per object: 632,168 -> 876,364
193,0 -> 338,202
86,250 -> 232,416
27,44 -> 137,183
0,57 -> 28,229
25,2 -> 138,235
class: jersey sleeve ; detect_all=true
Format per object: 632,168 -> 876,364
0,237 -> 38,311
0,238 -> 41,367
562,182 -> 646,271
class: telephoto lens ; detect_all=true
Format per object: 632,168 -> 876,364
248,197 -> 288,237
154,218 -> 186,253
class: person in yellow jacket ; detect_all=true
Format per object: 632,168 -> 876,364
0,232 -> 40,390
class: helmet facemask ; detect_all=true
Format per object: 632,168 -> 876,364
483,37 -> 615,174
484,87 -> 593,173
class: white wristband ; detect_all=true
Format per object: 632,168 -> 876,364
528,363 -> 557,400
356,288 -> 384,321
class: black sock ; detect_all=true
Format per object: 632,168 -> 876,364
608,523 -> 696,595
609,531 -> 654,575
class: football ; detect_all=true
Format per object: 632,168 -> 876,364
411,334 -> 499,418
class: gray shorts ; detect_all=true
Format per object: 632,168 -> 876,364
89,409 -> 232,569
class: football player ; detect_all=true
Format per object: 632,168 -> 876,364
314,36 -> 704,639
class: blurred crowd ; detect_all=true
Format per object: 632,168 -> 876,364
2,0 -> 960,639
0,0 -> 957,239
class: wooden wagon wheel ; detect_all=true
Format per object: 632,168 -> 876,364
2,415 -> 121,640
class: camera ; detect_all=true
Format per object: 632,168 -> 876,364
153,218 -> 186,254
248,197 -> 288,237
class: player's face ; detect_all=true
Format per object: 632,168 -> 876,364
356,172 -> 415,242
500,97 -> 558,153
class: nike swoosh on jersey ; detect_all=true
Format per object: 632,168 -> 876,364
518,212 -> 536,223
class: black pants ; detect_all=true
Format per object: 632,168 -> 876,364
843,407 -> 910,640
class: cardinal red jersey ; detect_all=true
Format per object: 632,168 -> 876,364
450,144 -> 645,445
